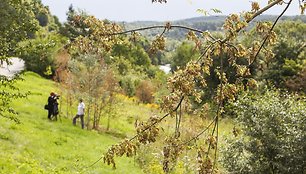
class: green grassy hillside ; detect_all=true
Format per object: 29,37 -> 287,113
0,72 -> 143,174
0,72 -> 236,173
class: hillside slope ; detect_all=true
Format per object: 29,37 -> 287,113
0,72 -> 143,174
123,15 -> 306,40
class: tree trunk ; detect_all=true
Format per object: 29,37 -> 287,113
92,98 -> 99,129
106,94 -> 114,131
96,97 -> 105,130
86,72 -> 92,130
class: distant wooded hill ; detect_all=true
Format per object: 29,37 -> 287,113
121,15 -> 305,40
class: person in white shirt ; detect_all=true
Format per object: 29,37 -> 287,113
73,99 -> 85,129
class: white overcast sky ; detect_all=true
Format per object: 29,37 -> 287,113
41,0 -> 302,22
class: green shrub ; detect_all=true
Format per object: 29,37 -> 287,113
18,30 -> 66,77
136,80 -> 155,104
221,89 -> 306,174
119,77 -> 136,97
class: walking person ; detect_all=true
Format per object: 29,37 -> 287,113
73,99 -> 85,129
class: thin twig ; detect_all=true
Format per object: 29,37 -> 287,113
158,27 -> 167,38
197,40 -> 218,63
171,25 -> 216,41
87,156 -> 103,168
177,102 -> 182,137
212,51 -> 224,171
108,24 -> 216,41
179,115 -> 218,146
175,109 -> 179,137
249,0 -> 293,67
213,111 -> 219,171
130,95 -> 185,141
221,0 -> 283,44
206,52 -> 224,161
246,0 -> 283,23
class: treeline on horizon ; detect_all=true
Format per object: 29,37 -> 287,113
123,15 -> 306,39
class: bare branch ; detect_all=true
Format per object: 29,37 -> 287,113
197,40 -> 219,63
108,24 -> 217,41
180,115 -> 218,146
87,156 -> 103,168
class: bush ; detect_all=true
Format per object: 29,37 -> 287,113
119,77 -> 136,97
221,89 -> 306,174
18,30 -> 66,77
136,80 -> 155,104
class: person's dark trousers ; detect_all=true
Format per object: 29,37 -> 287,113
52,104 -> 58,121
52,114 -> 58,121
48,109 -> 53,120
73,114 -> 84,129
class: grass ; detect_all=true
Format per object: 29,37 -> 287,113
98,94 -> 156,137
0,72 -> 144,174
0,71 -> 235,173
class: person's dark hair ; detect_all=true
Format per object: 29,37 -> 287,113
50,92 -> 55,96
79,98 -> 83,102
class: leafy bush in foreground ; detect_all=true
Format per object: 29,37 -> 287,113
221,89 -> 306,174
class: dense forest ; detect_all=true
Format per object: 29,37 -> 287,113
0,0 -> 305,173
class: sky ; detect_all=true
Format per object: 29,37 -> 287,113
41,0 -> 302,22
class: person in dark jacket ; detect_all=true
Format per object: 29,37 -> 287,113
47,92 -> 59,120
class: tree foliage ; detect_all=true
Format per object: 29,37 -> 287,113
170,41 -> 200,71
222,89 -> 306,173
31,0 -> 61,31
0,0 -> 38,60
264,20 -> 305,90
111,40 -> 151,69
244,20 -> 306,90
60,5 -> 92,40
0,75 -> 29,122
0,0 -> 39,121
18,29 -> 66,77
67,54 -> 110,129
